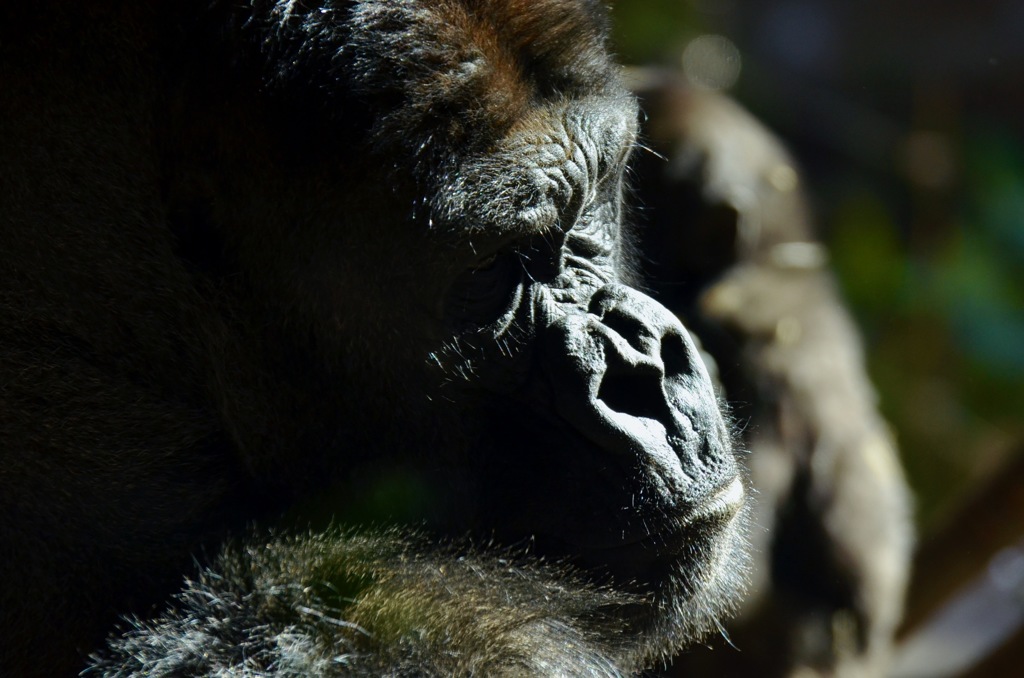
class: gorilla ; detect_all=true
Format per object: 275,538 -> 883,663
0,1 -> 748,676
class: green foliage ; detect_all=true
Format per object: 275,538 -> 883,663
609,1 -> 701,63
829,126 -> 1024,527
830,192 -> 909,314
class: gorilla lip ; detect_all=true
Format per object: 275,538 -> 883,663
648,475 -> 745,557
575,476 -> 745,580
680,476 -> 745,527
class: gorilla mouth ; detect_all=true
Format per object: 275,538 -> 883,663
677,476 -> 746,529
573,476 -> 746,584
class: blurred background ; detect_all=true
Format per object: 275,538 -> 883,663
611,0 -> 1024,674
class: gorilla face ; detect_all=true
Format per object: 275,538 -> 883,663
179,0 -> 747,637
0,1 -> 748,674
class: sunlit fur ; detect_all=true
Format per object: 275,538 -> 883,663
91,519 -> 749,676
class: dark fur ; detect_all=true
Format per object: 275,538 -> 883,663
1,2 -> 747,676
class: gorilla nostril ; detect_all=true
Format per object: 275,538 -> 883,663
661,331 -> 693,379
597,370 -> 669,422
596,309 -> 645,346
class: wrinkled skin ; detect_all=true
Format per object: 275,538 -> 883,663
0,2 -> 746,676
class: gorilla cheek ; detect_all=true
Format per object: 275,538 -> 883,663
538,283 -> 740,541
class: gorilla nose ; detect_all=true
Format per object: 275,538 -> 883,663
586,285 -> 695,424
541,284 -> 731,494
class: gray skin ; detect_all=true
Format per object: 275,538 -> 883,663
0,1 -> 747,676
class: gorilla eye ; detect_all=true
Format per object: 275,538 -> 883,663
446,251 -> 524,328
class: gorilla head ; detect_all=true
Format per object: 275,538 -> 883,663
0,1 -> 747,674
197,0 -> 747,625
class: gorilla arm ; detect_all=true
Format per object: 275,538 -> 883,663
89,532 -> 638,677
